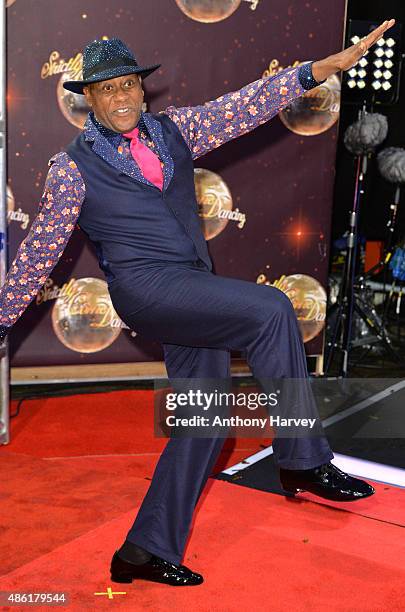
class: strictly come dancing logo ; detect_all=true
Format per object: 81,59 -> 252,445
194,168 -> 247,240
36,277 -> 131,353
7,185 -> 30,230
257,273 -> 326,343
262,59 -> 341,136
41,49 -> 91,130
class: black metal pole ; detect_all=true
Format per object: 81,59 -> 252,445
339,153 -> 367,376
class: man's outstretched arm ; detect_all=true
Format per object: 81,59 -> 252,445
0,154 -> 84,341
161,19 -> 395,159
161,62 -> 318,159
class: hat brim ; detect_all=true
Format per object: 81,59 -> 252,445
62,63 -> 161,95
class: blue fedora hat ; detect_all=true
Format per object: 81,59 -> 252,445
63,38 -> 161,95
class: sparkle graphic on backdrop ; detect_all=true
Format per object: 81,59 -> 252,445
275,211 -> 321,260
280,73 -> 341,136
257,273 -> 326,342
51,277 -> 124,353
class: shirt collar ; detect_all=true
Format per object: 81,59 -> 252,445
82,110 -> 174,190
84,111 -> 150,146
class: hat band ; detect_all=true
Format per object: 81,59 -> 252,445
84,55 -> 139,79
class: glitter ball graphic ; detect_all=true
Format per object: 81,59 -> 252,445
279,73 -> 341,136
52,277 -> 121,353
194,168 -> 233,240
175,0 -> 241,23
279,274 -> 327,342
57,72 -> 91,129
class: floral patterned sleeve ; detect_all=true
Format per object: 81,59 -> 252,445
0,152 -> 85,334
161,62 -> 323,160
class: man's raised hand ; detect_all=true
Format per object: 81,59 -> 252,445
311,19 -> 396,83
336,19 -> 396,72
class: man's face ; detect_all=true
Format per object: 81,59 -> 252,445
83,73 -> 144,133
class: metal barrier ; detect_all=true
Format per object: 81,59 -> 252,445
0,1 -> 9,445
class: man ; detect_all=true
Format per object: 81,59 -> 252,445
0,21 -> 395,586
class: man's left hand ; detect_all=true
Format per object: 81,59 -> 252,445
312,19 -> 396,83
336,19 -> 396,72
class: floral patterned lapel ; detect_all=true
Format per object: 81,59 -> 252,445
83,111 -> 174,191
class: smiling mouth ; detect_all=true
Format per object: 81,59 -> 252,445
114,107 -> 134,116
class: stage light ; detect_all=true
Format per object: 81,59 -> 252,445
343,19 -> 402,105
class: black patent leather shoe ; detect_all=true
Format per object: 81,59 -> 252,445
110,551 -> 204,586
279,462 -> 375,502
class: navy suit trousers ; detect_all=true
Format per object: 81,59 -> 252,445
108,262 -> 333,564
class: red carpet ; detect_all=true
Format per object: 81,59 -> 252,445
1,480 -> 404,611
1,389 -> 404,610
0,390 -> 269,574
5,389 -> 269,461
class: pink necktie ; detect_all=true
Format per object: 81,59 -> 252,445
123,127 -> 164,191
